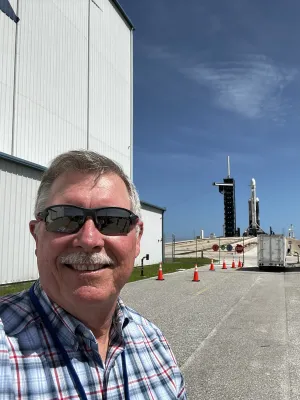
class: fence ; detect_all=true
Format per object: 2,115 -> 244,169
164,234 -> 258,264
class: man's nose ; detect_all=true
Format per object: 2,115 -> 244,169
72,217 -> 105,252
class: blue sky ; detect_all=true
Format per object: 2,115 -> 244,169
120,0 -> 300,240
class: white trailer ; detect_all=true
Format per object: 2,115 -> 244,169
257,234 -> 287,269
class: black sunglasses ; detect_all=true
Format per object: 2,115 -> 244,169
37,205 -> 139,235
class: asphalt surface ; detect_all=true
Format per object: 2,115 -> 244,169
121,248 -> 300,399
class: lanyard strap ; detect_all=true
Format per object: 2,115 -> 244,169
29,285 -> 129,400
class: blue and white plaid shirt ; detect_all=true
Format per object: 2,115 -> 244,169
0,280 -> 187,399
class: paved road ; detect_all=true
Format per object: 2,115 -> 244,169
121,247 -> 300,399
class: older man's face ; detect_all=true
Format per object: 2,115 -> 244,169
30,171 -> 143,313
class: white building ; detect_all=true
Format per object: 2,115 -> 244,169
137,202 -> 166,267
0,0 -> 165,284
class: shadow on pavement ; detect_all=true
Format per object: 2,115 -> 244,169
237,266 -> 300,273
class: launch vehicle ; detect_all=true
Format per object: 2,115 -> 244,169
244,178 -> 264,236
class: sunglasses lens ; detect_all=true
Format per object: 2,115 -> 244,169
97,216 -> 131,235
95,208 -> 136,235
45,207 -> 84,233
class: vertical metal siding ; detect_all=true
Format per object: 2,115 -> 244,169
0,1 -> 137,286
91,0 -> 104,10
0,159 -> 41,284
89,0 -> 131,176
135,206 -> 163,267
130,29 -> 133,179
13,0 -> 88,165
0,0 -> 17,154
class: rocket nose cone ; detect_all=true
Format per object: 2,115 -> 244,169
251,178 -> 256,186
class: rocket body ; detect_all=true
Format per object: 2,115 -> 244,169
250,178 -> 257,228
245,178 -> 262,236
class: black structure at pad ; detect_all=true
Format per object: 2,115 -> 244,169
212,157 -> 240,237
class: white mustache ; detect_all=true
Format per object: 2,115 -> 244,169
60,252 -> 114,265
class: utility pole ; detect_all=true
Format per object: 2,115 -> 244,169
172,234 -> 175,262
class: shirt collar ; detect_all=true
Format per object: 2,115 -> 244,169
32,280 -> 131,349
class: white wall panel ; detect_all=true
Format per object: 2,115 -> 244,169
0,159 -> 40,284
89,0 -> 131,176
136,205 -> 163,267
0,0 -> 17,154
13,0 -> 89,166
92,0 -> 104,9
0,0 -> 138,287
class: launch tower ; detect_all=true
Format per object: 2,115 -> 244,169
212,157 -> 240,237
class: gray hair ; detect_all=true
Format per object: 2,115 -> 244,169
34,150 -> 142,221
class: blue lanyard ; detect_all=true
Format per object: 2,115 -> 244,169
29,285 -> 129,400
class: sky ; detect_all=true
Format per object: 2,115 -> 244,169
120,0 -> 300,241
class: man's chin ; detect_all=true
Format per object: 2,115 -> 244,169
70,285 -> 118,303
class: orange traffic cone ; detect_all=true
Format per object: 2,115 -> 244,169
238,258 -> 242,268
209,259 -> 215,271
192,264 -> 200,282
156,263 -> 164,280
231,258 -> 236,269
222,259 -> 227,269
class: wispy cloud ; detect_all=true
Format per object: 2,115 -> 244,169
142,45 -> 298,122
181,55 -> 297,121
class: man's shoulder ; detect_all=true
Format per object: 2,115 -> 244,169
120,302 -> 185,390
0,290 -> 35,335
121,302 -> 167,343
122,303 -> 159,328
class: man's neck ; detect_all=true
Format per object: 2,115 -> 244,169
78,307 -> 115,363
46,290 -> 118,360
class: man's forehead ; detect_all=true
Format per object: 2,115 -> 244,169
52,170 -> 119,187
48,171 -> 130,202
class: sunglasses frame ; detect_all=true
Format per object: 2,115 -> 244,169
37,204 -> 139,235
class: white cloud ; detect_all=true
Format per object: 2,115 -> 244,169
181,56 -> 298,120
139,43 -> 299,123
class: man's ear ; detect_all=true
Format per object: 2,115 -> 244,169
135,220 -> 144,258
138,220 -> 144,239
29,220 -> 39,241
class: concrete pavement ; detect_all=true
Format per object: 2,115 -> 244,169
121,247 -> 300,399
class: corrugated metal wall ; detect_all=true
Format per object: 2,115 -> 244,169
0,1 -> 165,284
0,0 -> 132,176
136,205 -> 164,267
13,0 -> 89,164
89,0 -> 131,174
0,0 -> 134,285
0,159 -> 41,283
0,0 -> 17,154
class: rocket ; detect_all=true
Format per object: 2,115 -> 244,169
248,178 -> 260,231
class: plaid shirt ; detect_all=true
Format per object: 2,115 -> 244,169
0,280 -> 186,399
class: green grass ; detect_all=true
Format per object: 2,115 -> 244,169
0,281 -> 35,297
0,258 -> 212,296
129,257 -> 211,282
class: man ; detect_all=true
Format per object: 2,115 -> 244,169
0,150 -> 187,399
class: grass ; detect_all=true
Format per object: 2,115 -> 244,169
0,257 -> 212,296
0,281 -> 35,297
129,257 -> 212,282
